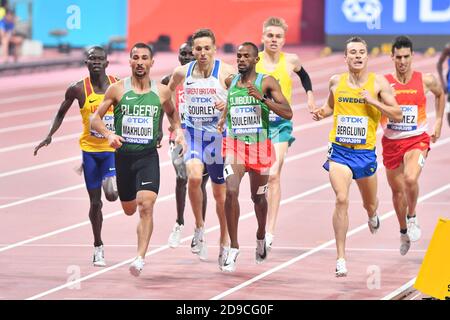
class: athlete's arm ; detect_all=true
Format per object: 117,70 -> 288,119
258,75 -> 292,119
290,53 -> 317,113
363,75 -> 402,122
157,74 -> 172,147
91,82 -> 124,149
33,82 -> 81,155
159,84 -> 186,154
312,75 -> 337,121
424,73 -> 445,143
217,75 -> 234,133
168,65 -> 186,92
437,44 -> 450,93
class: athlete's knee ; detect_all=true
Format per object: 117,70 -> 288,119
404,174 -> 418,189
251,193 -> 266,206
123,207 -> 136,216
102,177 -> 118,202
90,198 -> 103,213
226,184 -> 239,200
335,193 -> 349,208
188,176 -> 203,189
176,176 -> 188,188
268,172 -> 280,185
137,197 -> 155,217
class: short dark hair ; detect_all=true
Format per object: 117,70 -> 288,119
240,42 -> 259,57
345,36 -> 368,54
191,28 -> 216,45
130,42 -> 153,58
85,46 -> 107,58
392,35 -> 413,54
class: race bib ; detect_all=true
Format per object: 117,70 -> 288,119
121,115 -> 153,144
230,105 -> 263,135
335,115 -> 368,145
269,110 -> 282,122
387,105 -> 418,132
90,113 -> 114,138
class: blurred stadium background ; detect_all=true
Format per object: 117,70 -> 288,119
0,0 -> 449,74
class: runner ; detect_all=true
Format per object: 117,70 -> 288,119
312,36 -> 401,277
34,46 -> 118,267
91,43 -> 186,277
381,36 -> 445,255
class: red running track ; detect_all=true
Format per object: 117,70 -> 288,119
0,48 -> 449,300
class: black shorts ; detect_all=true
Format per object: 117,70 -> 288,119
115,148 -> 160,201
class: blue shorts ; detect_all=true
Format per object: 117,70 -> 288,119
269,120 -> 295,147
323,143 -> 377,180
184,126 -> 225,184
82,151 -> 116,190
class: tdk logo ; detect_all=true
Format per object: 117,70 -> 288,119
235,106 -> 257,113
401,106 -> 414,112
191,97 -> 213,103
341,116 -> 363,124
127,117 -> 150,124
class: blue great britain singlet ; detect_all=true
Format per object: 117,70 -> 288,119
183,59 -> 227,132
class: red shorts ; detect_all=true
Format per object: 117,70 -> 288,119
382,132 -> 430,170
222,137 -> 275,174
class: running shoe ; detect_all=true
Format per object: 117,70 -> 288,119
168,222 -> 184,248
93,245 -> 106,267
129,256 -> 145,277
335,258 -> 348,277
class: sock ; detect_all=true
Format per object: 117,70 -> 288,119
400,228 -> 407,234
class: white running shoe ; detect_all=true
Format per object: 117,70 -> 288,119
168,222 -> 184,248
265,232 -> 274,251
221,248 -> 239,273
400,233 -> 411,256
129,256 -> 145,277
191,227 -> 203,254
407,215 -> 421,242
368,214 -> 380,234
218,246 -> 229,269
255,239 -> 268,264
93,245 -> 106,267
198,237 -> 208,261
335,258 -> 348,277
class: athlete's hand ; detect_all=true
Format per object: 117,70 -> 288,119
34,136 -> 52,156
430,120 -> 442,143
307,95 -> 317,114
215,100 -> 226,111
106,133 -> 125,149
246,82 -> 263,101
217,117 -> 225,133
360,89 -> 378,106
174,129 -> 187,155
312,108 -> 324,121
156,131 -> 163,148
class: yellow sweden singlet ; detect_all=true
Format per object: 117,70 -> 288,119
256,52 -> 292,104
329,73 -> 381,150
79,75 -> 116,152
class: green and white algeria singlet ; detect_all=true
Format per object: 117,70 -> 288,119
226,73 -> 270,144
114,77 -> 162,152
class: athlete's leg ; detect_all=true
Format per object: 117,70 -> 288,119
224,158 -> 246,249
329,161 -> 353,260
386,165 -> 407,230
267,141 -> 289,235
186,158 -> 206,228
355,174 -> 379,219
87,188 -> 103,247
201,172 -> 209,222
249,170 -> 269,241
403,148 -> 428,218
136,190 -> 158,257
211,181 -> 229,248
102,176 -> 118,201
100,152 -> 118,202
171,142 -> 188,225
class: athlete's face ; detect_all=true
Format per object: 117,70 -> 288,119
178,43 -> 194,66
192,37 -> 216,66
345,42 -> 368,71
262,26 -> 286,53
85,49 -> 108,74
129,47 -> 154,78
392,47 -> 413,75
237,45 -> 259,74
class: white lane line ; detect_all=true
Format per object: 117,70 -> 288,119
25,182 -> 331,300
0,193 -> 175,253
0,115 -> 80,134
0,156 -> 81,178
381,278 -> 417,300
0,105 -> 58,119
0,159 -> 172,210
0,133 -> 80,153
210,184 -> 450,300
